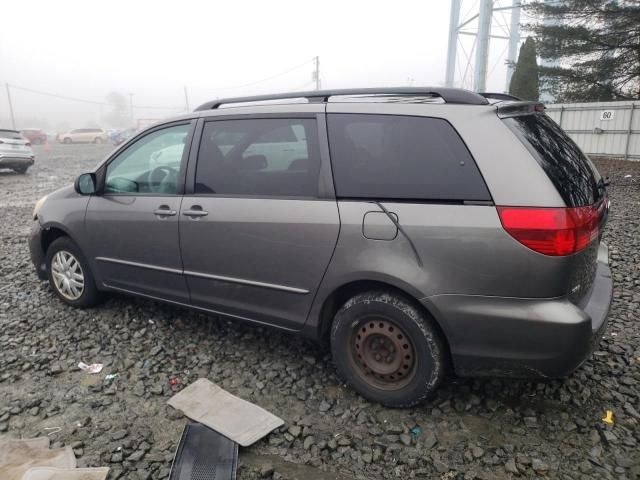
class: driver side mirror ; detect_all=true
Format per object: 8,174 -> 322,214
74,173 -> 96,195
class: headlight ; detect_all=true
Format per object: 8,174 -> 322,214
32,194 -> 48,220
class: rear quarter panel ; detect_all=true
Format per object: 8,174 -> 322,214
307,103 -> 582,337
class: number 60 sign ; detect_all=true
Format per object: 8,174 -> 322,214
600,110 -> 615,121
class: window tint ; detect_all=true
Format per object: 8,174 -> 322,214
195,118 -> 320,197
105,124 -> 190,194
327,114 -> 490,201
504,114 -> 601,207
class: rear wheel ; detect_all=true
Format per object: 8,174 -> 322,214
63,137 -> 72,144
330,290 -> 446,407
46,237 -> 100,307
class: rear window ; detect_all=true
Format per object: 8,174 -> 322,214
504,114 -> 601,207
327,114 -> 491,201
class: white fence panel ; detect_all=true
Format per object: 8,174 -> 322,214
545,101 -> 639,160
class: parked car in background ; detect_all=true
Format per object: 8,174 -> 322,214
58,128 -> 108,144
111,128 -> 138,146
20,128 -> 48,145
29,87 -> 612,407
0,129 -> 34,174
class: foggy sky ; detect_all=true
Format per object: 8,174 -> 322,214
0,0 -> 520,131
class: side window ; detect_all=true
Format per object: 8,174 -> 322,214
105,124 -> 190,194
327,114 -> 491,201
195,118 -> 320,197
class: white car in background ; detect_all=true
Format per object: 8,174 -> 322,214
0,129 -> 34,174
58,128 -> 109,144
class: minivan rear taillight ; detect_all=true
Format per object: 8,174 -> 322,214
497,204 -> 602,256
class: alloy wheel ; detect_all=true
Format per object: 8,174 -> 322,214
51,250 -> 85,300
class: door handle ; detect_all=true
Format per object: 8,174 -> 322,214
183,206 -> 208,218
153,205 -> 177,217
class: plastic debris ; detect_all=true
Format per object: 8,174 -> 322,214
105,373 -> 119,381
78,362 -> 104,374
169,377 -> 181,392
410,426 -> 422,436
602,410 -> 615,424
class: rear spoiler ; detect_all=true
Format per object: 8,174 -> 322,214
478,92 -> 522,102
497,102 -> 546,119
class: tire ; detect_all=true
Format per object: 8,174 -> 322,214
93,137 -> 103,144
14,166 -> 28,174
330,290 -> 446,407
46,236 -> 101,308
63,137 -> 72,144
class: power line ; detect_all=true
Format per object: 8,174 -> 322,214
8,83 -> 105,106
3,82 -> 183,110
190,58 -> 316,91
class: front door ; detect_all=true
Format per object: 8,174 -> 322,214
86,122 -> 193,303
179,114 -> 340,330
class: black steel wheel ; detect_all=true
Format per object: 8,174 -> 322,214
331,290 -> 446,407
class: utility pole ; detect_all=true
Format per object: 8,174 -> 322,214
313,56 -> 321,90
5,83 -> 16,129
129,93 -> 134,126
183,86 -> 190,111
505,0 -> 521,90
445,0 -> 461,87
473,0 -> 493,92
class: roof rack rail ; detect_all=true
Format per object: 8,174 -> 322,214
478,92 -> 522,101
194,87 -> 489,110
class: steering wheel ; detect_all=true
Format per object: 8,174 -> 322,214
147,166 -> 178,193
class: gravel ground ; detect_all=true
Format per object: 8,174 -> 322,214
1,145 -> 639,480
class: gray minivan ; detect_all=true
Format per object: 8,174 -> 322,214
29,88 -> 612,407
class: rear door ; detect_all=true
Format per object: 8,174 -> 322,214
0,129 -> 30,155
179,110 -> 339,330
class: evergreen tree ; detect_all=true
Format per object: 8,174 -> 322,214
525,0 -> 640,102
509,37 -> 540,101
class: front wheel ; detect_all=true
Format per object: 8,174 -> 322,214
14,166 -> 28,174
330,291 -> 446,407
93,137 -> 103,144
46,237 -> 100,307
63,138 -> 72,144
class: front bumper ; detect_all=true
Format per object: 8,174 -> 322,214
0,153 -> 34,170
29,220 -> 48,280
425,243 -> 613,378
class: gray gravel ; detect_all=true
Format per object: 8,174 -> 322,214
1,146 -> 639,480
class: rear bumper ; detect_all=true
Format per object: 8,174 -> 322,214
0,153 -> 34,170
425,243 -> 613,378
